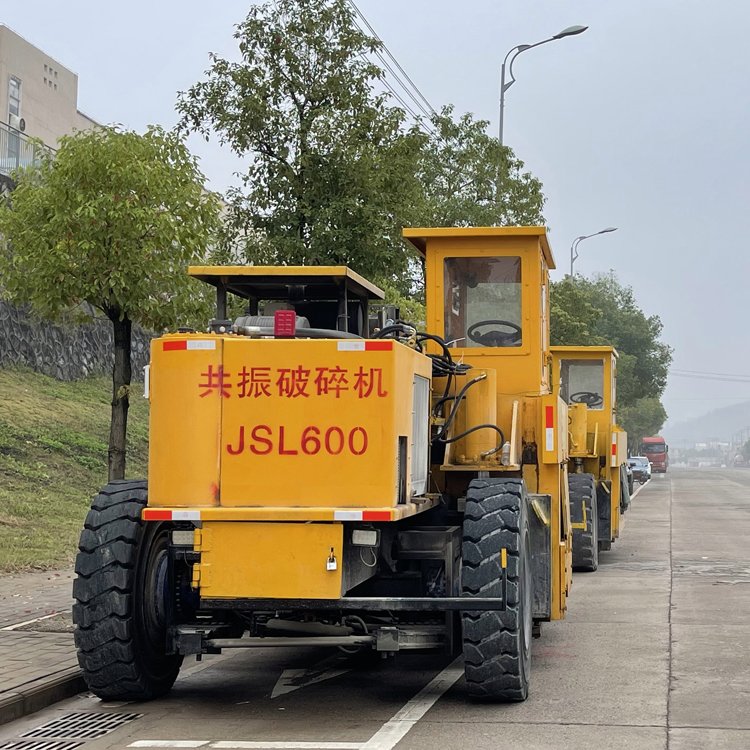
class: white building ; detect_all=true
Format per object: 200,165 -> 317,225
0,24 -> 98,176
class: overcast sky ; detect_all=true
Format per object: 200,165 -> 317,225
4,1 -> 748,427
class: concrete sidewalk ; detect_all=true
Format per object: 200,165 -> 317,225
0,568 -> 84,725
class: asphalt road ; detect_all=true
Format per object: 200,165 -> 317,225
2,468 -> 749,750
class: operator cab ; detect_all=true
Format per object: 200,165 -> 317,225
404,226 -> 554,396
559,358 -> 605,410
443,256 -> 523,347
188,265 -> 385,338
551,346 -> 619,415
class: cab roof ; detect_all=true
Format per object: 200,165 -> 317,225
551,345 -> 619,358
402,227 -> 555,270
188,265 -> 385,301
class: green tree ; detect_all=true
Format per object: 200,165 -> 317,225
177,0 -> 425,293
417,105 -> 545,227
0,126 -> 221,480
618,397 -> 668,449
550,273 -> 672,417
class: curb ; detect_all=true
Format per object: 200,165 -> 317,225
0,667 -> 85,727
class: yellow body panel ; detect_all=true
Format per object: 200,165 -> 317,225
148,335 -> 223,506
195,522 -> 343,599
148,337 -> 432,508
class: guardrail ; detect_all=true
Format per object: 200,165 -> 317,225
0,121 -> 53,177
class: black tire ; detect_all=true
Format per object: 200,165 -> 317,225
597,480 -> 612,552
569,473 -> 598,572
72,480 -> 182,701
461,477 -> 532,701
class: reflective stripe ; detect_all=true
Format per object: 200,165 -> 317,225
142,509 -> 201,521
334,511 -> 363,521
187,340 -> 216,350
362,511 -> 391,521
162,339 -> 216,351
336,341 -> 393,352
333,510 -> 393,522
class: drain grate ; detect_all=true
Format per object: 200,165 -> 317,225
0,741 -> 84,750
20,712 -> 142,740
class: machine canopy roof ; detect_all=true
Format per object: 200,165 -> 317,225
188,265 -> 385,301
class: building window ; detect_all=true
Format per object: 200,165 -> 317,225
8,76 -> 21,118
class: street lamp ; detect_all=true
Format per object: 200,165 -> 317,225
569,227 -> 618,276
498,25 -> 588,146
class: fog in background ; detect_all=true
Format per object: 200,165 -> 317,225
4,0 -> 748,429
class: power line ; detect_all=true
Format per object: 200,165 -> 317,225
346,0 -> 438,132
670,367 -> 750,378
347,0 -> 437,118
371,47 -> 434,120
669,370 -> 750,383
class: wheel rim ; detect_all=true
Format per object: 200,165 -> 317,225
135,525 -> 177,679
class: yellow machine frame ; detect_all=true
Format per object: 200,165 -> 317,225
73,227 -> 586,705
405,227 -> 573,620
551,346 -> 628,547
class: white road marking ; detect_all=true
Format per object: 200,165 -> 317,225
0,611 -> 65,631
129,742 -> 209,748
210,743 -> 362,749
128,659 -> 462,750
630,480 -> 648,501
271,666 -> 351,698
360,657 -> 463,750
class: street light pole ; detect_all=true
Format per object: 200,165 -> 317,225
498,25 -> 588,146
569,227 -> 618,276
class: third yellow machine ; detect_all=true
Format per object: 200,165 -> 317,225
73,227 -> 577,702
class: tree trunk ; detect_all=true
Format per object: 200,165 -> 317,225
108,312 -> 132,481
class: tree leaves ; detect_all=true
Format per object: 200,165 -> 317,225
0,125 -> 221,331
417,105 -> 546,228
177,0 -> 425,293
177,0 -> 546,306
550,273 -> 673,437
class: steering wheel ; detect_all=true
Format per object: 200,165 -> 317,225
570,391 -> 604,408
467,319 -> 522,347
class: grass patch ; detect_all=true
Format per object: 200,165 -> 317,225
0,368 -> 149,571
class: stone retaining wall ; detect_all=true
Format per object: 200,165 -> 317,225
0,299 -> 151,381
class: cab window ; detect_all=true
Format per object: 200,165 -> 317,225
560,359 -> 605,410
443,257 -> 522,347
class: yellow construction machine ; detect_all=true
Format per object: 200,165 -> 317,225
551,346 -> 630,571
73,226 -> 573,703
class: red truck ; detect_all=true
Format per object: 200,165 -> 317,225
640,436 -> 669,473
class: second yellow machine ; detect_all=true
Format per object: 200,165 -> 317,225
73,227 -> 574,703
551,346 -> 630,571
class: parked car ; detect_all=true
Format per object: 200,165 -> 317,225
628,456 -> 652,484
